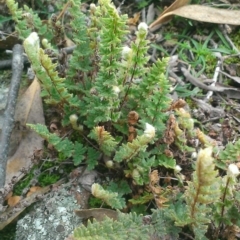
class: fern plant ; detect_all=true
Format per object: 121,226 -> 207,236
185,147 -> 220,239
6,0 -> 51,39
69,147 -> 240,240
20,0 -> 173,205
5,0 -> 240,239
73,211 -> 155,240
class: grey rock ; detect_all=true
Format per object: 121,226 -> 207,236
15,184 -> 83,240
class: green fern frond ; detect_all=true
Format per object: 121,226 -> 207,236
136,58 -> 171,133
88,126 -> 117,156
27,123 -> 74,157
24,33 -> 80,113
27,123 -> 50,140
66,0 -> 92,91
129,192 -> 153,205
107,180 -> 132,196
213,165 -> 240,236
114,130 -> 154,163
151,208 -> 181,239
27,124 -> 86,162
39,48 -> 74,104
91,183 -> 126,209
73,211 -> 154,240
6,0 -> 49,39
217,139 -> 240,170
86,147 -> 100,170
81,0 -> 129,127
73,142 -> 87,166
185,147 -> 220,238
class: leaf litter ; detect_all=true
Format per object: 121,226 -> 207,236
150,0 -> 240,29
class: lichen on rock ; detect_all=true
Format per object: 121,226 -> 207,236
15,184 -> 84,240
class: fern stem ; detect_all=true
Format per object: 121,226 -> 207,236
220,177 -> 230,218
56,1 -> 71,21
190,185 -> 200,219
214,176 -> 231,239
119,49 -> 140,111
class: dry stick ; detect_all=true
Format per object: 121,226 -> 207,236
0,57 -> 28,70
181,67 -> 229,92
204,58 -> 222,101
0,45 -> 76,70
0,44 -> 24,188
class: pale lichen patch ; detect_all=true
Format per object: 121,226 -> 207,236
16,184 -> 83,240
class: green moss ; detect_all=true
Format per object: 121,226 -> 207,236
0,222 -> 17,240
13,159 -> 73,195
13,170 -> 34,195
205,54 -> 217,76
88,195 -> 105,208
230,29 -> 240,50
38,173 -> 60,186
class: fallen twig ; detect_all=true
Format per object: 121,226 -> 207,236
204,58 -> 222,101
0,46 -> 76,70
181,67 -> 236,92
0,44 -> 24,188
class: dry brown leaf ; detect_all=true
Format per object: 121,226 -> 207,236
75,208 -> 118,221
128,111 -> 139,125
149,170 -> 168,208
164,149 -> 173,158
171,5 -> 240,25
128,126 -> 136,142
64,35 -> 75,47
5,78 -> 45,185
160,0 -> 190,18
150,0 -> 190,28
128,12 -> 141,25
196,128 -> 217,146
150,4 -> 240,29
165,99 -> 186,112
163,114 -> 176,145
149,170 -> 160,185
155,196 -> 169,208
26,186 -> 42,197
7,195 -> 22,207
149,170 -> 161,195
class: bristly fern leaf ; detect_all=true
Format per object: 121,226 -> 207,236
185,147 -> 220,239
151,208 -> 181,239
73,211 -> 154,240
23,33 -> 81,110
88,126 -> 118,156
66,0 -> 92,91
27,124 -> 86,165
6,0 -> 49,39
91,183 -> 126,209
38,48 -> 74,105
80,0 -> 129,127
86,147 -> 100,170
217,138 -> 240,170
136,58 -> 171,133
114,123 -> 155,163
